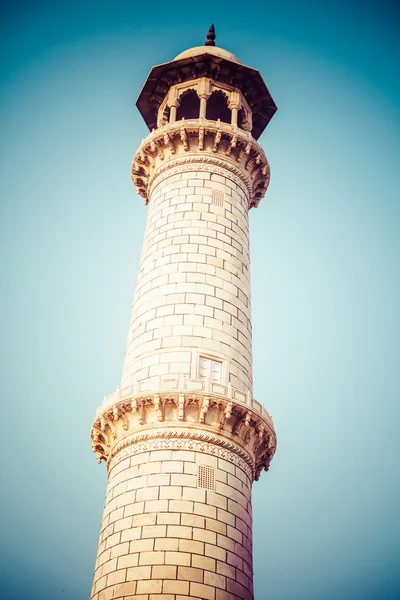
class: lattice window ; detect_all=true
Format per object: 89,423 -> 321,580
197,465 -> 215,490
212,190 -> 225,207
199,356 -> 222,383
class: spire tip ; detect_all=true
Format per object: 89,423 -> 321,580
205,24 -> 216,47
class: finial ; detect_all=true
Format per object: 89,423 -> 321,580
205,24 -> 216,47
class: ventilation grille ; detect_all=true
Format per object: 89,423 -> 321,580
212,190 -> 224,207
197,465 -> 215,490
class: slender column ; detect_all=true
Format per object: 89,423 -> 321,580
231,106 -> 238,127
199,95 -> 208,119
169,105 -> 176,123
169,100 -> 179,123
229,94 -> 240,128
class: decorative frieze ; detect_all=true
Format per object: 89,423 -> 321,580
148,154 -> 251,200
107,432 -> 253,481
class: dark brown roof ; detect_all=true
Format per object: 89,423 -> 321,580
136,50 -> 277,140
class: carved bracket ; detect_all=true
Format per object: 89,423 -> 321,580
131,119 -> 270,209
91,390 -> 276,480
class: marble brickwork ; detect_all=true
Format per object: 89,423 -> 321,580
91,447 -> 254,600
121,163 -> 253,395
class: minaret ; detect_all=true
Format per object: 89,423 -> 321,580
90,27 -> 277,600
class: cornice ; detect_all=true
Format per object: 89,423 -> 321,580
131,119 -> 270,209
91,390 -> 276,481
135,52 -> 277,139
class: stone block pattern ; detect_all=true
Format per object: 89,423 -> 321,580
121,167 -> 253,395
91,448 -> 253,600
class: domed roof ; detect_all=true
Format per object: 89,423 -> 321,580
174,45 -> 241,65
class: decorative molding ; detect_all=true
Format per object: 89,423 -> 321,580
149,155 -> 250,201
107,431 -> 253,482
131,119 -> 270,209
91,390 -> 276,481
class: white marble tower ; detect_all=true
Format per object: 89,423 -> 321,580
90,26 -> 277,600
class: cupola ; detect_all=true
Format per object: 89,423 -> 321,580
136,25 -> 277,140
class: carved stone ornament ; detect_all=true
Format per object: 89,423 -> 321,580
91,391 -> 277,481
131,119 -> 270,209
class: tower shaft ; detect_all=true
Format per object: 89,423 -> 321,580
90,37 -> 277,600
122,156 -> 253,395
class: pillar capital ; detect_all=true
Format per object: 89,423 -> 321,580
167,98 -> 181,109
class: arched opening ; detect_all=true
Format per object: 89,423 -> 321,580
176,89 -> 200,121
238,107 -> 250,131
160,105 -> 170,126
206,90 -> 231,124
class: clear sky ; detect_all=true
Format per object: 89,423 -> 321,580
0,1 -> 399,599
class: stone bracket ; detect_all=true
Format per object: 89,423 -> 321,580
91,390 -> 276,480
131,119 -> 270,209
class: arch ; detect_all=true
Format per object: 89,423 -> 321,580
238,107 -> 251,131
185,402 -> 200,423
164,399 -> 178,421
160,105 -> 170,126
206,90 -> 231,124
176,89 -> 200,121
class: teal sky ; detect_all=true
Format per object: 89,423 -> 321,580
1,1 -> 399,599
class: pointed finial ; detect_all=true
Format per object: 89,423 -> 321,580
205,24 -> 216,47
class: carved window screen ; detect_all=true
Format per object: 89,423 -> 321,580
197,465 -> 215,491
212,190 -> 225,207
199,356 -> 222,383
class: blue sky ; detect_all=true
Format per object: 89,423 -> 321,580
0,1 -> 399,599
